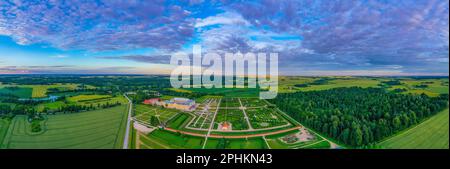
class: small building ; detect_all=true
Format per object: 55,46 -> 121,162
221,122 -> 231,130
164,97 -> 196,111
143,98 -> 162,105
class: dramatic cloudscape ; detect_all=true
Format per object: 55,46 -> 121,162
0,0 -> 448,75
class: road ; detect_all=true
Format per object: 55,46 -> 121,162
123,94 -> 133,149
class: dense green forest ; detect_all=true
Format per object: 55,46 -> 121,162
270,87 -> 449,147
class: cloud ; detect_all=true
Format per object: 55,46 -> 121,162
224,0 -> 449,75
0,0 -> 195,51
0,0 -> 448,75
97,55 -> 171,64
0,65 -> 138,74
195,12 -> 249,28
51,55 -> 68,58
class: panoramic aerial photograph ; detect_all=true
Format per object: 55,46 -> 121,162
0,0 -> 448,166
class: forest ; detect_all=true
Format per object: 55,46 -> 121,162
269,87 -> 449,147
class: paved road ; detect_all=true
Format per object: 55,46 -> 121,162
123,94 -> 133,149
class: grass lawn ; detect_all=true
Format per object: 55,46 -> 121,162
1,105 -> 128,149
205,137 -> 267,149
167,113 -> 192,129
133,104 -> 180,125
140,129 -> 204,149
377,108 -> 449,149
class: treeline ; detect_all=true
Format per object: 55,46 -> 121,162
159,89 -> 206,99
269,87 -> 448,147
44,102 -> 122,114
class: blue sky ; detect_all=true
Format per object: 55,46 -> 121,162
0,0 -> 448,75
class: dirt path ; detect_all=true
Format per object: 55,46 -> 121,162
166,126 -> 301,139
202,98 -> 221,148
238,98 -> 254,130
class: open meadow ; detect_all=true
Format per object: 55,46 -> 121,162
378,108 -> 449,149
1,106 -> 128,149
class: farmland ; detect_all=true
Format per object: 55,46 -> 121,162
1,75 -> 448,149
0,83 -> 90,98
378,108 -> 449,149
0,119 -> 10,145
0,87 -> 32,98
0,106 -> 128,149
278,76 -> 448,97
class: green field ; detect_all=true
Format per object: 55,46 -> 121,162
67,94 -> 128,106
166,113 -> 192,129
133,104 -> 180,126
67,94 -> 111,102
0,87 -> 32,98
36,101 -> 65,111
0,119 -> 10,145
204,137 -> 267,149
378,108 -> 449,149
1,106 -> 128,149
278,76 -> 449,97
139,129 -> 204,149
1,83 -> 95,98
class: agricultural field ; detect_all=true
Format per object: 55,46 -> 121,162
1,105 -> 128,149
0,119 -> 10,145
1,83 -> 95,98
67,94 -> 111,102
278,76 -> 449,97
385,78 -> 449,97
378,108 -> 449,149
278,76 -> 381,93
35,101 -> 65,112
0,86 -> 32,98
67,94 -> 128,106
